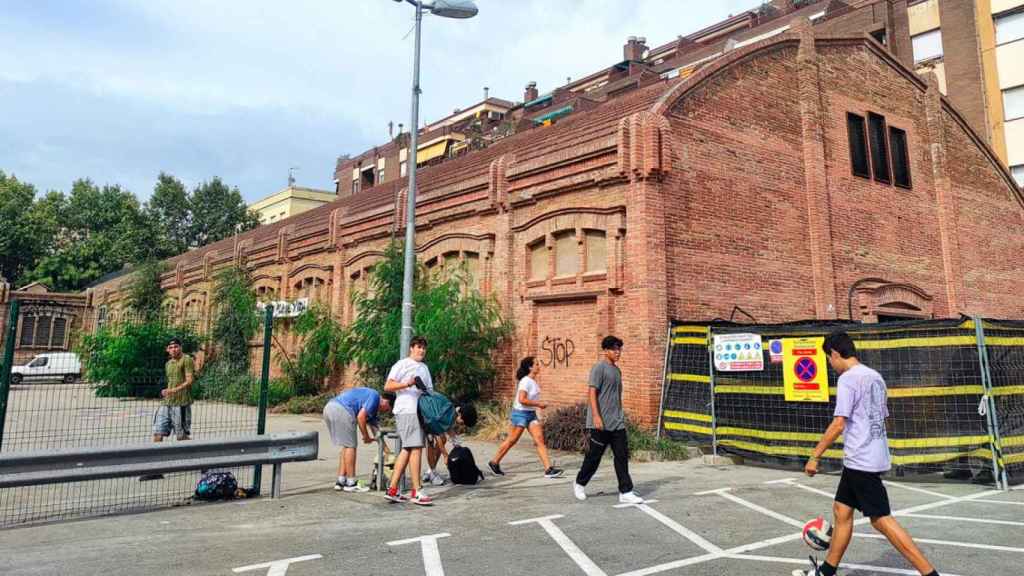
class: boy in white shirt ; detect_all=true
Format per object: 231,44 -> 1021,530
383,335 -> 434,505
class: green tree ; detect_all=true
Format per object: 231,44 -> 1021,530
25,179 -> 157,291
145,172 -> 191,257
345,242 -> 511,400
281,303 -> 349,396
78,322 -> 201,398
210,265 -> 258,371
0,172 -> 56,287
188,177 -> 260,248
125,259 -> 168,320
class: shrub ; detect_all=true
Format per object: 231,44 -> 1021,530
195,361 -> 292,407
543,403 -> 588,453
273,392 -> 333,415
78,321 -> 201,398
471,401 -> 511,442
627,421 -> 691,461
279,304 -> 347,396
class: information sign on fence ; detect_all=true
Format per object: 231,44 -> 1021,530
712,333 -> 764,372
782,337 -> 829,402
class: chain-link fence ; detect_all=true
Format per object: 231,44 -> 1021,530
659,317 -> 1024,488
0,300 -> 274,527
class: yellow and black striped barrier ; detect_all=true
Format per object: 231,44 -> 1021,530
659,318 -> 1024,485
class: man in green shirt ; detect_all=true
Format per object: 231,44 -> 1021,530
152,337 -> 195,442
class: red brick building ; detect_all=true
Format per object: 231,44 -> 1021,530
90,3 -> 1024,425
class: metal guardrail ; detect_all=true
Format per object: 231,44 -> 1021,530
0,431 -> 317,499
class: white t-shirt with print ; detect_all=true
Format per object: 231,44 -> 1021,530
513,376 -> 540,411
388,357 -> 434,415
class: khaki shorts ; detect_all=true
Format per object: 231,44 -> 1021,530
396,413 -> 424,448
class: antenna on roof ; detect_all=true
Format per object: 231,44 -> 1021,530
288,166 -> 298,187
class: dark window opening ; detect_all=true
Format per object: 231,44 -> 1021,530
877,314 -> 916,323
889,127 -> 911,188
361,167 -> 375,190
847,113 -> 870,178
870,28 -> 887,46
868,113 -> 891,184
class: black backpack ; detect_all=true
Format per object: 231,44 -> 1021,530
447,445 -> 484,485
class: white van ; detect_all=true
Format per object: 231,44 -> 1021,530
11,352 -> 82,384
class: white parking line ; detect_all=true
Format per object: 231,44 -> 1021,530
900,512 -> 1024,527
698,487 -> 804,528
386,533 -> 451,576
508,515 -> 607,576
726,553 -> 964,576
855,532 -> 1024,553
625,502 -> 723,554
883,481 -> 955,500
232,554 -> 322,576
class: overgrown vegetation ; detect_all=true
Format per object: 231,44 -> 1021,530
125,259 -> 167,321
78,322 -> 201,398
627,421 -> 691,461
344,242 -> 512,400
470,401 -> 512,442
278,303 -> 348,396
540,403 -> 690,460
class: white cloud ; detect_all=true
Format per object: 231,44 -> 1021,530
0,0 -> 760,200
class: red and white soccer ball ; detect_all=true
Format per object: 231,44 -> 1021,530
802,516 -> 832,551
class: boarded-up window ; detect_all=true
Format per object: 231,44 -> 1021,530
554,231 -> 579,277
847,113 -> 870,178
868,112 -> 891,184
465,252 -> 480,289
19,317 -> 35,346
584,230 -> 607,273
889,127 -> 911,188
36,316 -> 52,347
443,251 -> 460,271
529,240 -> 548,280
52,317 -> 68,348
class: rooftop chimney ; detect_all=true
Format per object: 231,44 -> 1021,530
484,86 -> 489,100
624,35 -> 648,61
524,81 -> 538,103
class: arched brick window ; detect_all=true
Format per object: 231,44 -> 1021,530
852,280 -> 933,322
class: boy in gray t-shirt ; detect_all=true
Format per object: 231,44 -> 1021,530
796,331 -> 940,576
573,335 -> 643,505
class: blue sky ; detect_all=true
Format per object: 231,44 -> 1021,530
0,0 -> 760,203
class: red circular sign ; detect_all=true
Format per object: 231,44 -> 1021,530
794,357 -> 817,382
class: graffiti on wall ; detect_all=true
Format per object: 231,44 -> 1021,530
540,336 -> 575,368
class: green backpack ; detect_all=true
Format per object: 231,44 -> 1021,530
418,390 -> 456,436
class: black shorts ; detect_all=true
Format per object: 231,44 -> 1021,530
835,467 -> 891,518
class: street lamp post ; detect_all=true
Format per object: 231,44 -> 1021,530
395,0 -> 478,357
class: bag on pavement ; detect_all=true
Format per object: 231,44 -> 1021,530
447,445 -> 484,485
194,471 -> 238,501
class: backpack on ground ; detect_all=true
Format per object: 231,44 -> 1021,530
418,390 -> 456,436
447,445 -> 484,485
194,471 -> 238,501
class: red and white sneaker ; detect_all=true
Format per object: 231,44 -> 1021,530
409,490 -> 434,506
384,487 -> 408,503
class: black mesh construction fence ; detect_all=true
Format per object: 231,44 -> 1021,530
0,300 -> 272,527
659,317 -> 1024,486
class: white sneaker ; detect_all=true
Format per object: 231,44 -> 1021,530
618,491 -> 644,504
573,482 -> 587,501
428,472 -> 446,486
343,482 -> 370,493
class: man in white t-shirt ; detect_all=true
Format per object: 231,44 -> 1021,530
383,335 -> 435,505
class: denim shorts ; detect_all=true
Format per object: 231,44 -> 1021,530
510,409 -> 538,428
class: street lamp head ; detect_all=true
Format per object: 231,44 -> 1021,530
429,0 -> 478,19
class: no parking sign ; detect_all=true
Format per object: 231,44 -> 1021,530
782,337 -> 829,402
